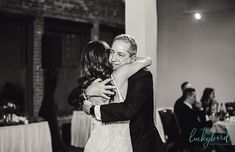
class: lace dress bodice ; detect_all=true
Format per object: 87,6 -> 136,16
84,75 -> 132,152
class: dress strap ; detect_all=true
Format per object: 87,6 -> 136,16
111,75 -> 124,102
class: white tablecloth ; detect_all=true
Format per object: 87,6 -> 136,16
0,121 -> 52,152
71,111 -> 92,148
213,119 -> 235,145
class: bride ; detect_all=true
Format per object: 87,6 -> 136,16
78,40 -> 152,152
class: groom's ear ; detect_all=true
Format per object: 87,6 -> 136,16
130,55 -> 136,63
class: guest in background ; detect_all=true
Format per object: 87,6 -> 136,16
176,88 -> 231,151
39,70 -> 69,152
180,81 -> 193,92
174,81 -> 192,114
200,88 -> 219,117
174,88 -> 212,147
193,88 -> 218,132
200,88 -> 233,151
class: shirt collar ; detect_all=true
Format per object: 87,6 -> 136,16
184,102 -> 193,109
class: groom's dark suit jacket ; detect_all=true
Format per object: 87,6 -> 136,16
68,69 -> 165,152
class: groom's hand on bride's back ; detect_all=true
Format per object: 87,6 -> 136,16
85,78 -> 116,100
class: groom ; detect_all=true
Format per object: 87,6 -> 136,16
68,34 -> 165,152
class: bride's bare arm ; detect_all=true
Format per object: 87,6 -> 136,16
112,56 -> 152,86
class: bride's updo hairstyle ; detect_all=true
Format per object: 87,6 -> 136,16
78,40 -> 113,91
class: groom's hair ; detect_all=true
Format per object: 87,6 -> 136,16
112,34 -> 137,57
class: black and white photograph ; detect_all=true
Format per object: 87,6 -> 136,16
0,0 -> 235,152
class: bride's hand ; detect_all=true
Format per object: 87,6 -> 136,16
86,78 -> 116,99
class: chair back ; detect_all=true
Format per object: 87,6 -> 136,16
225,102 -> 235,116
158,108 -> 181,143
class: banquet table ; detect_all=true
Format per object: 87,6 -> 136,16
71,111 -> 92,148
0,121 -> 52,152
213,118 -> 235,145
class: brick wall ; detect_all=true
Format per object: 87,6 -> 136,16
0,0 -> 124,26
0,0 -> 125,116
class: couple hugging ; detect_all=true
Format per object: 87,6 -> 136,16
68,34 -> 165,152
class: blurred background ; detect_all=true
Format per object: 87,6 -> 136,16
0,0 -> 125,117
1,0 -> 235,152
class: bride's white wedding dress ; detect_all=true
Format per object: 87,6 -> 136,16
84,75 -> 133,152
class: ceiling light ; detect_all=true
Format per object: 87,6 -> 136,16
194,13 -> 202,20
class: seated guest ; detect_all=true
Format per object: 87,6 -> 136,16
200,88 -> 232,151
174,81 -> 192,113
200,87 -> 219,117
192,88 -> 218,129
174,88 -> 213,146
